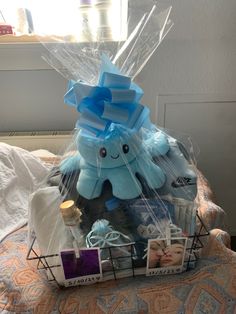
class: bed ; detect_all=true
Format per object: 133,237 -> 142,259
0,142 -> 235,313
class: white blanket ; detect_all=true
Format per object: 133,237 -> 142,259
0,143 -> 50,242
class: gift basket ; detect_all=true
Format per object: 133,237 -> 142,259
27,0 -> 209,287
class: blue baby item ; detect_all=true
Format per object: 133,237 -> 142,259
154,137 -> 197,201
86,219 -> 132,250
61,125 -> 169,200
86,219 -> 134,270
125,198 -> 176,241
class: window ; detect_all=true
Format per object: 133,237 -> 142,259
0,0 -> 128,43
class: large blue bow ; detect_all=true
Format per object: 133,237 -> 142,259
64,55 -> 150,137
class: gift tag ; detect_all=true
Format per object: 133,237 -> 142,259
60,247 -> 102,287
146,236 -> 187,276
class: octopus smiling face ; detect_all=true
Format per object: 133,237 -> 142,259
77,125 -> 142,168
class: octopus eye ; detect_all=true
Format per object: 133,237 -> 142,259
122,144 -> 129,154
99,147 -> 107,158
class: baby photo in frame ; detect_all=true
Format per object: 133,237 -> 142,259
60,247 -> 102,286
146,237 -> 187,276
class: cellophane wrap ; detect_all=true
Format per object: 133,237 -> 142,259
28,1 -> 202,286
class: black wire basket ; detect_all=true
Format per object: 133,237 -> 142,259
27,211 -> 209,287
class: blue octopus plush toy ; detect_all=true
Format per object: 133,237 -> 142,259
61,125 -> 169,200
60,55 -> 170,200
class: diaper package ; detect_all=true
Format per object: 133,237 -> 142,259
28,1 -> 208,287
